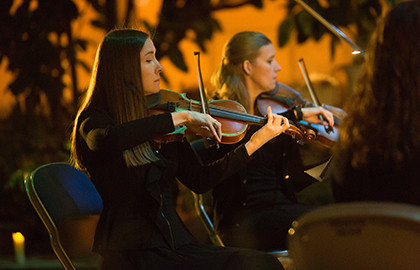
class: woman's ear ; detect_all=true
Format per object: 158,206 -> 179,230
243,60 -> 252,75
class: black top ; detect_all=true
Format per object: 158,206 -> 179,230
202,109 -> 317,228
75,107 -> 252,253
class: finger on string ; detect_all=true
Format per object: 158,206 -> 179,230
215,121 -> 222,141
209,117 -> 221,136
327,113 -> 335,126
322,114 -> 334,126
319,120 -> 329,126
266,106 -> 273,122
273,114 -> 284,127
279,117 -> 290,132
321,108 -> 334,126
282,116 -> 290,127
208,121 -> 221,142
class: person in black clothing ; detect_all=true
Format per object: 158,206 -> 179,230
330,0 -> 420,206
70,29 -> 288,270
206,31 -> 336,251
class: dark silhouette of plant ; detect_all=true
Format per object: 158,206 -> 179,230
86,0 -> 264,75
0,0 -> 90,254
0,0 -> 88,185
277,0 -> 401,58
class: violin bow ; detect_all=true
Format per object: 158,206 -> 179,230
294,0 -> 364,55
298,58 -> 337,180
298,58 -> 334,133
194,51 -> 220,148
194,52 -> 210,114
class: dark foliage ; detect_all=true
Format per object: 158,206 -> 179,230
277,0 -> 401,59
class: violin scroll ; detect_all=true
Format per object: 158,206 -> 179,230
284,122 -> 317,145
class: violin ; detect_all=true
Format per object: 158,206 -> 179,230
149,89 -> 313,145
255,85 -> 339,148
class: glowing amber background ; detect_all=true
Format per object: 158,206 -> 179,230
0,0 -> 357,118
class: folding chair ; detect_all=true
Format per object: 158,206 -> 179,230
191,192 -> 225,247
25,162 -> 103,270
287,201 -> 420,270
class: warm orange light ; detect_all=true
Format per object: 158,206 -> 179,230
288,228 -> 296,236
12,232 -> 26,264
12,232 -> 24,244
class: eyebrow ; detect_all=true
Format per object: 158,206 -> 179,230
143,50 -> 155,57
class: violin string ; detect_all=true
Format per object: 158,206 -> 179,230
178,101 -> 266,124
174,98 -> 312,143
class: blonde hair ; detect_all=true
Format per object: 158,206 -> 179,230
210,31 -> 271,111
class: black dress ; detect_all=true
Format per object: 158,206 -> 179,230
74,107 -> 284,270
201,108 -> 318,251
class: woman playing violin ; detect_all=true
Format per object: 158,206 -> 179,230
206,31 -> 335,251
70,29 -> 286,270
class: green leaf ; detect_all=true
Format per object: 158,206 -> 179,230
296,11 -> 314,38
168,47 -> 188,72
277,17 -> 295,47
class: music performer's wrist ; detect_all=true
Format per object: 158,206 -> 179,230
171,111 -> 189,127
245,134 -> 267,156
294,105 -> 303,121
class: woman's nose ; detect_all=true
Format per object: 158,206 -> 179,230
275,60 -> 282,72
156,60 -> 164,73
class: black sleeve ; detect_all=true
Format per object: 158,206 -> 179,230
279,109 -> 299,123
176,141 -> 252,194
78,108 -> 175,153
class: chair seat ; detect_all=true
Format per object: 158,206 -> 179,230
287,202 -> 420,270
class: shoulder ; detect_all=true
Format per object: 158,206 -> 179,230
80,107 -> 110,119
77,107 -> 115,130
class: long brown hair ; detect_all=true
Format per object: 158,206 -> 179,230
71,29 -> 159,169
210,31 -> 271,111
337,0 -> 420,168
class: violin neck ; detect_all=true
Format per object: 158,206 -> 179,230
209,106 -> 266,125
155,96 -> 267,126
